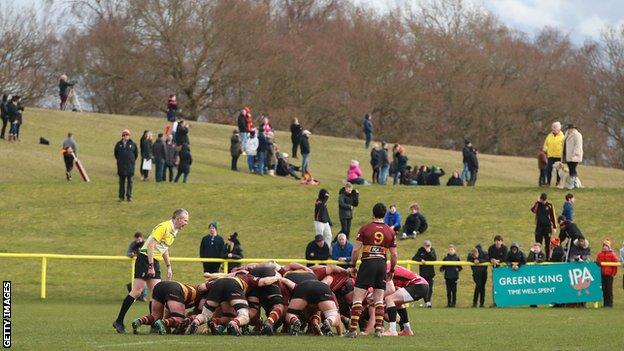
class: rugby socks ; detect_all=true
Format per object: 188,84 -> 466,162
374,302 -> 385,331
348,302 -> 363,333
309,314 -> 321,327
137,314 -> 155,326
387,305 -> 398,333
397,308 -> 409,325
267,306 -> 283,326
162,317 -> 179,328
116,295 -> 136,324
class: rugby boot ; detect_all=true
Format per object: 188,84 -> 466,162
187,323 -> 198,335
153,319 -> 166,335
227,321 -> 242,336
373,329 -> 383,338
398,328 -> 414,336
321,319 -> 333,336
130,319 -> 141,334
261,322 -> 274,336
290,319 -> 302,336
112,321 -> 126,334
343,330 -> 358,338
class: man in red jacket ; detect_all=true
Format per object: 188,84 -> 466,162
596,239 -> 619,308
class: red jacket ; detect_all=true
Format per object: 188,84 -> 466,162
596,250 -> 619,276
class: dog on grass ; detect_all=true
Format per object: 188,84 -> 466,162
553,161 -> 583,189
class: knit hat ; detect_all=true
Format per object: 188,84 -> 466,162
315,234 -> 324,242
209,221 -> 218,230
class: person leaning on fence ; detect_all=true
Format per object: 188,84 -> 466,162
114,129 -> 138,202
331,233 -> 353,267
306,234 -> 330,266
412,240 -> 436,308
61,132 -> 78,181
199,221 -> 227,273
549,237 -> 565,262
467,244 -> 489,308
596,239 -> 619,308
113,208 -> 189,333
527,242 -> 546,263
487,235 -> 508,307
225,232 -> 243,270
505,242 -> 526,271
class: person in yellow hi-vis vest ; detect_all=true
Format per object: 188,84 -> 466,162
542,121 -> 565,186
113,208 -> 189,334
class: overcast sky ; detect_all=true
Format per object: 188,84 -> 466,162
11,0 -> 624,45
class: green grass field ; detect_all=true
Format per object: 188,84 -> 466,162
1,108 -> 623,350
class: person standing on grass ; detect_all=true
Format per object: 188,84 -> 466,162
300,130 -> 311,175
466,144 -> 479,186
58,74 -> 75,111
290,117 -> 302,158
537,147 -> 548,187
467,244 -> 488,308
338,182 -> 359,240
0,94 -> 8,139
166,94 -> 177,122
113,208 -> 189,333
152,133 -> 166,182
174,143 -> 192,183
237,107 -> 249,151
562,193 -> 574,222
314,189 -> 333,249
6,95 -> 23,142
543,121 -> 565,187
487,234 -> 507,307
412,240 -> 436,308
378,142 -> 390,185
363,113 -> 373,149
370,143 -> 382,184
199,221 -> 227,273
596,239 -> 619,308
562,123 -> 583,190
164,135 -> 176,182
225,232 -> 244,270
139,130 -> 153,181
125,232 -> 147,302
245,129 -> 259,173
619,241 -> 624,290
230,130 -> 242,171
461,140 -> 472,183
257,130 -> 268,175
61,132 -> 78,181
114,129 -> 138,202
440,245 -> 461,307
531,193 -> 557,256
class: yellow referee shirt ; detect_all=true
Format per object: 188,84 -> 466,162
543,132 -> 564,158
139,220 -> 178,260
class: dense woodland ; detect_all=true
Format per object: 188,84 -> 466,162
2,0 -> 624,168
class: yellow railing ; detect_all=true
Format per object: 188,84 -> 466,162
0,252 -> 619,299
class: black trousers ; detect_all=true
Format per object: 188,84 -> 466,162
567,162 -> 578,177
546,157 -> 561,185
602,275 -> 613,307
340,218 -> 352,239
535,227 -> 551,256
423,276 -> 434,303
473,274 -> 487,306
63,154 -> 74,173
165,165 -> 174,182
231,154 -> 239,170
291,138 -> 300,158
372,167 -> 380,184
118,175 -> 133,200
538,168 -> 547,186
0,118 -> 7,138
445,278 -> 458,306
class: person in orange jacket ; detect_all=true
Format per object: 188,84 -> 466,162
596,239 -> 619,308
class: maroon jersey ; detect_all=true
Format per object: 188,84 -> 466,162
386,263 -> 428,288
328,271 -> 350,293
356,221 -> 396,260
233,273 -> 261,293
311,266 -> 329,281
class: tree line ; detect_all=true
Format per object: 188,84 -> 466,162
2,0 -> 624,168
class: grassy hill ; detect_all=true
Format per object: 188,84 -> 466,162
1,108 -> 623,350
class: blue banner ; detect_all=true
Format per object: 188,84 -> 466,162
493,262 -> 602,306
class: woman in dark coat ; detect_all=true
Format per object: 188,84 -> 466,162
230,130 -> 242,171
139,130 -> 153,181
174,143 -> 192,183
225,233 -> 244,270
290,117 -> 302,158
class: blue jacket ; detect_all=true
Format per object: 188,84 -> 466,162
384,211 -> 401,230
562,202 -> 574,222
363,119 -> 373,135
331,241 -> 353,261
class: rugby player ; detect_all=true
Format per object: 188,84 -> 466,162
383,264 -> 429,336
130,280 -> 203,334
113,208 -> 190,333
345,203 -> 397,338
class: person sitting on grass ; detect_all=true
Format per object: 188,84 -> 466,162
400,166 -> 418,185
275,153 -> 301,179
425,166 -> 445,186
446,170 -> 463,186
401,203 -> 428,240
383,204 -> 401,236
346,160 -> 369,185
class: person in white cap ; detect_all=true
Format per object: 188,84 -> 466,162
300,130 -> 311,174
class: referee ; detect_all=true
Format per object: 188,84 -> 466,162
113,208 -> 189,333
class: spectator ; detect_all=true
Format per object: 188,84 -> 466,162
370,143 -> 382,184
139,130 -> 153,181
620,241 -> 624,290
383,204 -> 401,235
558,215 -> 583,260
7,95 -> 23,142
446,170 -> 463,186
563,123 -> 583,190
314,189 -> 333,249
400,166 -> 418,186
378,142 -> 390,185
527,242 -> 546,263
114,129 -> 138,202
568,236 -> 590,262
266,131 -> 277,176
290,117 -> 302,158
596,239 -> 619,308
58,74 -> 75,110
331,233 -> 353,267
440,245 -> 461,307
166,94 -> 177,122
61,132 -> 78,181
461,140 -> 472,183
230,130 -> 242,171
395,146 -> 408,185
244,108 -> 254,141
164,136 -> 176,182
305,234 -> 330,266
415,165 -> 428,186
363,113 -> 373,149
390,144 -> 400,185
199,221 -> 227,273
537,148 -> 548,187
259,116 -> 273,134
300,130 -> 311,175
401,203 -> 428,240
225,232 -> 244,270
275,153 -> 301,179
531,193 -> 556,256
174,120 -> 190,146
505,242 -> 526,270
466,144 -> 479,186
562,193 -> 574,222
245,130 -> 259,173
543,121 -> 565,187
125,232 -> 147,301
174,143 -> 192,183
152,133 -> 166,182
413,240 -> 437,308
347,160 -> 368,185
338,182 -> 359,239
467,244 -> 488,308
237,107 -> 250,151
549,237 -> 565,262
425,166 -> 445,186
488,234 -> 507,307
0,94 -> 8,139
257,131 -> 268,175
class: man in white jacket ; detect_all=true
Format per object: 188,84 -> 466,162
563,124 -> 583,190
245,129 -> 259,173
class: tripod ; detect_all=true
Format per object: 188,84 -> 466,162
67,87 -> 83,112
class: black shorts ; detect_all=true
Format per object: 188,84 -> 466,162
535,225 -> 552,236
134,253 -> 161,280
260,284 -> 284,307
206,278 -> 245,303
404,284 -> 428,301
292,280 -> 333,305
284,271 -> 317,284
152,281 -> 185,304
355,258 -> 386,290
